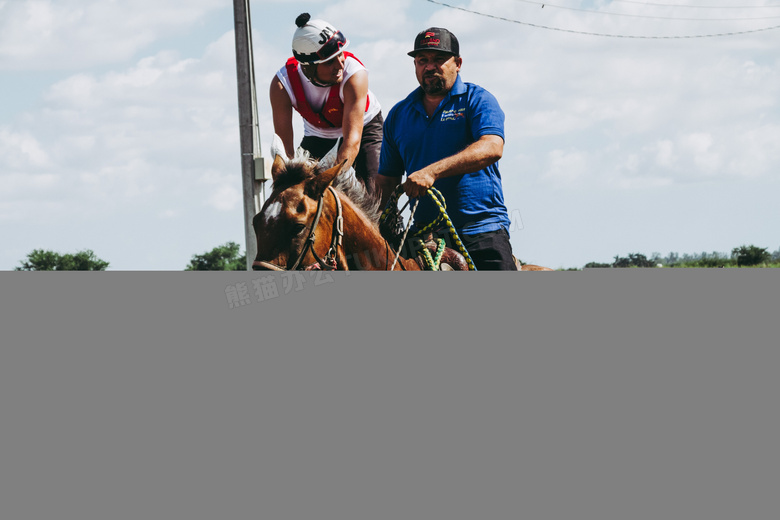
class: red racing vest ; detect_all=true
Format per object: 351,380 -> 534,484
285,52 -> 370,129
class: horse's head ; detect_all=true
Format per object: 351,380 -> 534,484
252,139 -> 349,271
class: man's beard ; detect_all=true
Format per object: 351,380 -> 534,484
422,73 -> 446,95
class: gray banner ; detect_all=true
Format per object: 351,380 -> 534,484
1,270 -> 778,520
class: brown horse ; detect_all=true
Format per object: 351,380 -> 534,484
252,145 -> 470,271
251,140 -> 552,272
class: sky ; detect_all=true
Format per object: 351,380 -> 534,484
2,0 -> 780,270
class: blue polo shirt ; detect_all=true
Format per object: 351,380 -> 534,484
378,75 -> 511,236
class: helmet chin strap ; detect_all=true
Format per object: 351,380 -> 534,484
301,63 -> 339,88
311,78 -> 336,88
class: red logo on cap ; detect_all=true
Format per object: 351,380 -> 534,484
422,33 -> 441,47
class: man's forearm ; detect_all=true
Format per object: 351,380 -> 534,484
403,135 -> 504,198
424,135 -> 503,180
269,77 -> 296,158
339,70 -> 368,169
336,131 -> 361,168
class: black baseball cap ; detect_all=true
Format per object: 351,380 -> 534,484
408,27 -> 460,57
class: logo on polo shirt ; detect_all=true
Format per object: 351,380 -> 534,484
441,108 -> 466,122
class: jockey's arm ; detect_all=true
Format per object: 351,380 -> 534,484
338,69 -> 369,169
403,134 -> 504,199
269,76 -> 296,159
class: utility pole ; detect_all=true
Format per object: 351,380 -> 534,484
233,0 -> 269,270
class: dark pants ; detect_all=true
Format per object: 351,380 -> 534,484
460,228 -> 518,271
299,112 -> 384,195
401,227 -> 518,271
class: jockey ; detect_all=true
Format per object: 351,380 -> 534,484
270,13 -> 383,194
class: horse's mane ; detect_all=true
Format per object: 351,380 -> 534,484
273,152 -> 383,225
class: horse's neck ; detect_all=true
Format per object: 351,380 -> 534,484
338,196 -> 417,271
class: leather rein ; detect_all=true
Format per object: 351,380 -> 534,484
254,186 -> 344,272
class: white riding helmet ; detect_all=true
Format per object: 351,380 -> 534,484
292,13 -> 350,65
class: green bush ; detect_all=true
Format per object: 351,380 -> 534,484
612,253 -> 657,268
584,262 -> 611,268
185,242 -> 247,271
15,249 -> 109,271
731,245 -> 770,267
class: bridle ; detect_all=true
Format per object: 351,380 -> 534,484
254,186 -> 344,271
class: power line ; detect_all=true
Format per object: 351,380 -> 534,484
508,0 -> 780,21
425,0 -> 780,39
609,0 -> 780,9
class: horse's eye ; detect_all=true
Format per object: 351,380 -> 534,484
292,223 -> 306,235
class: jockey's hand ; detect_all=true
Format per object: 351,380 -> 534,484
403,169 -> 436,199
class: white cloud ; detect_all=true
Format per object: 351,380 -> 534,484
0,0 -> 225,70
1,35 -> 241,225
46,74 -> 100,108
0,127 -> 52,169
680,132 -> 720,174
319,0 -> 413,39
206,183 -> 243,212
541,149 -> 590,187
2,0 -> 780,270
727,123 -> 780,177
653,139 -> 676,168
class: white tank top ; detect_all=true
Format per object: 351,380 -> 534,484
276,55 -> 382,139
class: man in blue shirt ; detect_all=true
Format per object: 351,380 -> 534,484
377,27 -> 517,270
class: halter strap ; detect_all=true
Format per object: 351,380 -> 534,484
303,187 -> 344,271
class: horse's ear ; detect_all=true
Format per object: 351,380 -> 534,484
271,154 -> 286,183
309,159 -> 349,197
319,137 -> 342,169
270,134 -> 289,183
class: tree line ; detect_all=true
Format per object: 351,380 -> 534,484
12,243 -> 246,271
585,245 -> 780,269
12,243 -> 780,271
